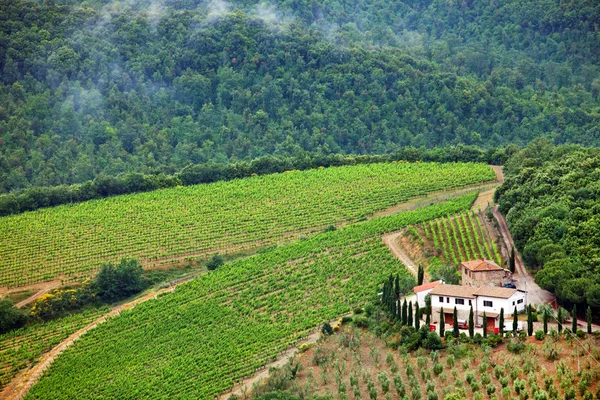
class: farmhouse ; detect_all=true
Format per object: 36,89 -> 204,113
430,284 -> 527,331
413,280 -> 443,308
461,259 -> 512,287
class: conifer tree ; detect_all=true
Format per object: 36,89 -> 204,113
395,275 -> 400,298
542,307 -> 549,334
468,306 -> 474,338
415,303 -> 420,330
401,299 -> 408,325
417,265 -> 424,286
587,306 -> 592,334
499,308 -> 504,335
452,306 -> 459,337
408,301 -> 413,328
426,312 -> 431,327
527,305 -> 533,336
557,307 -> 563,334
483,311 -> 488,338
571,305 -> 577,333
513,306 -> 518,334
439,307 -> 445,337
509,247 -> 515,274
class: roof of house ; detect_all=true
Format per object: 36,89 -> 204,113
461,259 -> 504,272
473,286 -> 518,299
429,284 -> 476,299
478,311 -> 500,318
413,280 -> 443,293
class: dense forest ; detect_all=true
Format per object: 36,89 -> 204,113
495,140 -> 600,311
1,0 -> 599,192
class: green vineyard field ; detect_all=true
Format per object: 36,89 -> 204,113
0,307 -> 109,390
0,162 -> 494,288
423,211 -> 502,266
25,195 -> 477,400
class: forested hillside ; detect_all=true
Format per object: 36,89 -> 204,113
1,0 -> 599,192
495,140 -> 600,311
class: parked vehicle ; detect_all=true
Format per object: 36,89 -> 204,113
503,283 -> 517,289
503,321 -> 523,332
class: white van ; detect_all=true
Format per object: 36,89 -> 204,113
503,321 -> 523,332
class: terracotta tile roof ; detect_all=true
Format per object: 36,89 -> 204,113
474,286 -> 518,299
413,280 -> 442,293
461,259 -> 504,272
478,311 -> 500,318
429,284 -> 476,299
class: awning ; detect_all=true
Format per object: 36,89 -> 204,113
478,311 -> 499,318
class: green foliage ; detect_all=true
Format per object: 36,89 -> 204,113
0,298 -> 27,334
206,254 -> 225,271
93,259 -> 146,302
496,143 -> 600,311
534,330 -> 545,341
321,322 -> 334,336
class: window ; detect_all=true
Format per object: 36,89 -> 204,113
483,300 -> 493,307
468,300 -> 472,306
517,299 -> 524,304
439,296 -> 444,303
447,297 -> 450,303
512,301 -> 515,306
455,299 -> 464,305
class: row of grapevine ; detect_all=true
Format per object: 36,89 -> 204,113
0,307 -> 109,390
0,163 -> 495,288
422,211 -> 503,267
25,195 -> 478,400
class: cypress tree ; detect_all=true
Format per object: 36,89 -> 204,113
571,305 -> 577,333
395,274 -> 400,298
426,311 -> 431,327
452,306 -> 459,337
402,299 -> 408,325
543,308 -> 549,334
439,307 -> 445,337
483,311 -> 488,338
408,301 -> 413,328
468,306 -> 474,338
557,307 -> 563,334
499,308 -> 504,335
527,305 -> 533,336
509,247 -> 515,273
417,264 -> 424,286
415,303 -> 420,330
513,306 -> 518,334
587,306 -> 592,334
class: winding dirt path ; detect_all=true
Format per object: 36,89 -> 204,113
492,205 -> 556,307
1,287 -> 177,400
382,230 -> 418,277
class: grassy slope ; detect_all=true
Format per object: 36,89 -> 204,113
0,162 -> 494,288
26,194 -> 477,400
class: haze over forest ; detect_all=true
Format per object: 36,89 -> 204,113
1,0 -> 599,192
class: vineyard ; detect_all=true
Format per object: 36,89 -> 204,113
0,162 -> 494,288
280,325 -> 600,400
24,195 -> 477,400
0,307 -> 109,390
413,211 -> 502,267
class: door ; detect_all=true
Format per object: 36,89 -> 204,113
444,313 -> 454,325
486,317 -> 495,333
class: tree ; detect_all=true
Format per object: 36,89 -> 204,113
483,311 -> 487,338
417,264 -> 424,286
206,254 -> 225,270
402,299 -> 408,325
557,307 -> 563,334
468,306 -> 474,338
543,307 -> 549,334
0,298 -> 27,334
499,308 -> 504,335
513,306 -> 518,334
571,305 -> 577,333
407,301 -> 413,328
587,306 -> 592,334
439,307 -> 445,337
415,303 -> 420,330
93,258 -> 146,302
527,305 -> 533,336
509,246 -> 516,273
452,306 -> 459,337
321,322 -> 333,336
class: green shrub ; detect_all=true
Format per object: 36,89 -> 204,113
433,363 -> 443,376
354,316 -> 370,328
486,384 -> 496,396
534,330 -> 545,340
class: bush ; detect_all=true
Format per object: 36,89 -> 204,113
535,330 -> 545,340
0,298 -> 28,333
341,316 -> 353,324
354,315 -> 370,328
433,363 -> 443,376
206,254 -> 225,270
425,331 -> 443,350
353,307 -> 364,314
321,322 -> 334,336
94,258 -> 146,302
576,329 -> 586,338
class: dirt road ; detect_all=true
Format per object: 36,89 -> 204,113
382,230 -> 418,277
492,205 -> 556,307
